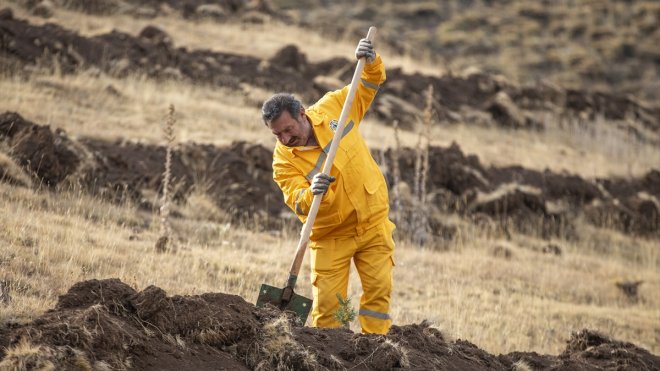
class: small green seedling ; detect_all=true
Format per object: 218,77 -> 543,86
333,293 -> 357,329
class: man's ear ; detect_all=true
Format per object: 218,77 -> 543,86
299,106 -> 305,118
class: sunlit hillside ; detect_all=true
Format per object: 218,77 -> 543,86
0,0 -> 658,368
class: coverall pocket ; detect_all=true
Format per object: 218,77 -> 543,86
364,180 -> 388,219
309,238 -> 336,273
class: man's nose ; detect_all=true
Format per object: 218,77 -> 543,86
280,134 -> 290,144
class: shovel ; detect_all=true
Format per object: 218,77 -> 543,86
257,27 -> 378,324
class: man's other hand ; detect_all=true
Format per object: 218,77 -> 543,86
355,38 -> 376,64
311,173 -> 336,195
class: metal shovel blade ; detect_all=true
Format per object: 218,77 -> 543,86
256,283 -> 312,324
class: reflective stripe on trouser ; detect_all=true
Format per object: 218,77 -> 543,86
309,220 -> 395,334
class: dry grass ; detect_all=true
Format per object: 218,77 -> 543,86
0,68 -> 266,146
249,315 -> 319,370
0,182 -> 657,356
0,339 -> 57,371
0,152 -> 33,187
0,338 -> 94,371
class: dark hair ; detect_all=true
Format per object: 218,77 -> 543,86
261,93 -> 302,125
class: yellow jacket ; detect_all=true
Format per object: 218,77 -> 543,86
273,55 -> 388,241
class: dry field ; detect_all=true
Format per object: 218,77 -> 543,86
1,178 -> 658,356
0,0 -> 659,362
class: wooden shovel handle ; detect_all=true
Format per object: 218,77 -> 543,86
287,27 -> 378,284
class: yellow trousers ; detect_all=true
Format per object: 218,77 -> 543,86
309,220 -> 395,334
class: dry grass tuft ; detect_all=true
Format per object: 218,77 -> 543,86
382,339 -> 411,368
163,333 -> 187,350
0,339 -> 56,371
194,326 -> 228,346
0,339 -> 93,371
0,152 -> 33,188
512,359 -> 533,371
249,315 -> 319,371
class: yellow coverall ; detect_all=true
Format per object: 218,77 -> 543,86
272,55 -> 395,334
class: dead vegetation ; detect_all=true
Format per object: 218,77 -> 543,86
247,315 -> 319,371
155,104 -> 176,253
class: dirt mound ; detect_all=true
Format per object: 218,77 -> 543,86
375,68 -> 659,142
1,279 -> 657,370
0,112 -> 282,225
0,112 -> 81,187
0,12 -> 322,100
1,111 -> 658,238
79,138 -> 283,223
2,12 -> 658,142
385,143 -> 659,238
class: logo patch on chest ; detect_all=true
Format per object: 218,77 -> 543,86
329,119 -> 338,132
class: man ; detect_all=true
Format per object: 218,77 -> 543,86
262,38 -> 395,335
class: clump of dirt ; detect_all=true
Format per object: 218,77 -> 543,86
0,112 -> 81,187
558,329 -> 659,369
1,279 -> 658,370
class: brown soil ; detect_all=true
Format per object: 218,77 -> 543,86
1,112 -> 658,238
0,278 -> 657,370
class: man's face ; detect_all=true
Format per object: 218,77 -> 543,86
267,108 -> 311,147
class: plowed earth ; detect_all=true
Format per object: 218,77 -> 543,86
1,9 -> 659,138
1,112 -> 658,238
0,279 -> 658,370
